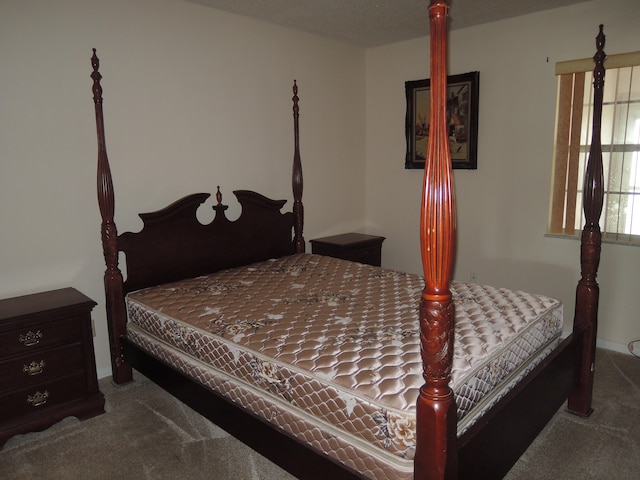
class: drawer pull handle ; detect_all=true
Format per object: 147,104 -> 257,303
23,360 -> 46,376
27,390 -> 49,407
19,330 -> 43,347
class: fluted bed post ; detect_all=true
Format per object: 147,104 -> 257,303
414,2 -> 458,479
568,26 -> 605,417
292,81 -> 305,253
92,49 -> 132,384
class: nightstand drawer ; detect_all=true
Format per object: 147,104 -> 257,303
0,316 -> 83,359
0,343 -> 85,394
0,372 -> 87,422
339,244 -> 382,265
310,233 -> 385,267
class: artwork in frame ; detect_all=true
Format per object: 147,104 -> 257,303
405,71 -> 479,170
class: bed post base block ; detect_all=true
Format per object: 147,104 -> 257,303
414,389 -> 458,480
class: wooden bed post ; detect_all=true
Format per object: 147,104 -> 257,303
568,25 -> 605,417
292,80 -> 305,253
414,2 -> 458,479
91,49 -> 132,384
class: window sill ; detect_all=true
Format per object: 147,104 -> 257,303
545,232 -> 640,247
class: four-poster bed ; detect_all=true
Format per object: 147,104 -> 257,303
92,1 -> 604,479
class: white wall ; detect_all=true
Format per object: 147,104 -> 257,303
0,0 -> 366,377
2,0 -> 637,381
365,0 -> 640,351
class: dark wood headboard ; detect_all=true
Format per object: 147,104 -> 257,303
119,189 -> 296,294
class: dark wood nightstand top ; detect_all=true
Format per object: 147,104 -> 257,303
309,233 -> 385,248
0,288 -> 95,322
310,233 -> 385,267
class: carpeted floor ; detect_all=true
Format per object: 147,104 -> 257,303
1,348 -> 638,479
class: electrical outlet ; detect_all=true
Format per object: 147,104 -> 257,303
470,272 -> 478,283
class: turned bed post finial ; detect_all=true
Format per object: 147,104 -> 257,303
292,80 -> 305,253
583,24 -> 606,230
92,49 -> 132,384
212,185 -> 229,216
568,25 -> 605,417
414,1 -> 458,479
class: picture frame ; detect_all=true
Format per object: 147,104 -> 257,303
405,71 -> 479,170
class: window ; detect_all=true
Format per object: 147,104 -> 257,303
549,51 -> 640,246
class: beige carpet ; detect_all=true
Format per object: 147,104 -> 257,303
1,348 -> 638,479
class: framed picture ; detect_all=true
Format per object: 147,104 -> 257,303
405,71 -> 479,170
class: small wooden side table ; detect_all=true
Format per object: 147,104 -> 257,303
0,288 -> 105,448
310,233 -> 385,266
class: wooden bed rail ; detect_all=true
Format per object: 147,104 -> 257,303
415,1 -> 458,479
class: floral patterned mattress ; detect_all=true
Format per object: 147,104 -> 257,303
125,253 -> 563,479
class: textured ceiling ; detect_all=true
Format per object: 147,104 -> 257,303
184,0 -> 589,47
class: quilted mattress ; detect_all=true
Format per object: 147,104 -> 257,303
125,253 -> 563,479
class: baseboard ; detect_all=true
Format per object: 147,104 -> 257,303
97,367 -> 113,380
596,338 -> 632,355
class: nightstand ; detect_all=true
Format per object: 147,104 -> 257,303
310,233 -> 385,266
0,288 -> 105,447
